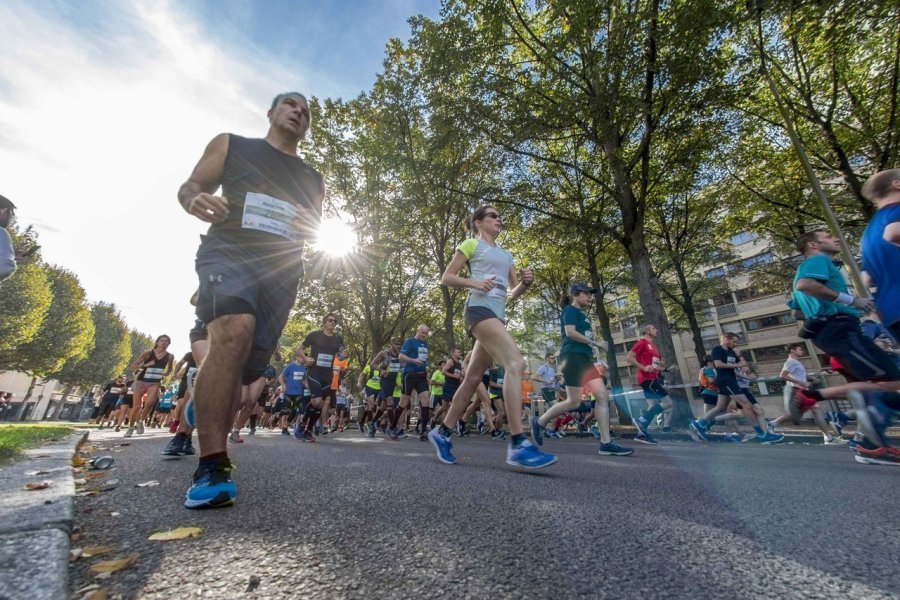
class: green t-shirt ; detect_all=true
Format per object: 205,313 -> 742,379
362,364 -> 381,391
792,255 -> 860,319
429,370 -> 445,396
560,304 -> 594,356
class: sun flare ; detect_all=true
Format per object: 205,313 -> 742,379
314,217 -> 357,257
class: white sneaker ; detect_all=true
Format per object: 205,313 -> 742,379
824,436 -> 847,445
135,421 -> 144,435
229,430 -> 244,444
124,427 -> 133,438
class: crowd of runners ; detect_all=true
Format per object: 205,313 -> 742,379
79,92 -> 900,510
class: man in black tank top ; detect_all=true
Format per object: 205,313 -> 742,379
177,92 -> 324,509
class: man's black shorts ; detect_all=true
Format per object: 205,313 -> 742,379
380,375 -> 399,398
402,371 -> 429,395
322,387 -> 337,408
306,369 -> 332,399
640,378 -> 668,400
194,235 -> 303,383
716,380 -> 742,396
814,316 -> 900,382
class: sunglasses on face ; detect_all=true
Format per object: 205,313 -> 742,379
483,212 -> 500,220
325,318 -> 337,323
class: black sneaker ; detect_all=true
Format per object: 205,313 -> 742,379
281,428 -> 290,436
183,439 -> 196,455
457,421 -> 470,437
162,435 -> 185,458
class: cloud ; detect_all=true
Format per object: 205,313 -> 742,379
0,0 -> 319,354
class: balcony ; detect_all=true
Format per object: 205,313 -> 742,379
715,303 -> 738,317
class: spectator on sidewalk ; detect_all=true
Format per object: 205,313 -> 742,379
0,194 -> 17,281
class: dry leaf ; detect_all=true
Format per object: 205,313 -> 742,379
93,572 -> 111,580
24,480 -> 53,490
81,589 -> 108,600
71,533 -> 83,542
86,472 -> 106,479
25,469 -> 50,476
74,478 -> 87,486
89,554 -> 137,573
72,456 -> 86,466
148,527 -> 202,541
135,480 -> 159,487
69,548 -> 84,561
82,546 -> 114,558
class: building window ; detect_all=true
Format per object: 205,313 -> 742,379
744,312 -> 796,331
752,345 -> 788,362
741,252 -> 775,269
730,231 -> 758,245
735,287 -> 767,302
711,292 -> 734,307
705,266 -> 727,279
613,343 -> 627,354
607,298 -> 627,309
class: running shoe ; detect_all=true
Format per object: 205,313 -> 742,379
124,427 -> 133,438
396,429 -> 407,439
281,428 -> 289,436
293,425 -> 304,440
688,419 -> 709,442
367,422 -> 376,438
661,426 -> 673,433
136,421 -> 145,435
721,433 -> 743,443
823,436 -> 847,445
854,445 -> 900,466
184,459 -> 235,509
184,398 -> 195,428
358,420 -> 365,433
506,440 -> 557,469
546,429 -> 560,440
114,426 -> 120,432
498,431 -> 507,441
531,415 -> 545,446
303,430 -> 316,443
846,438 -> 860,451
576,422 -> 587,436
229,430 -> 244,444
428,428 -> 456,465
633,416 -> 649,438
634,433 -> 659,445
477,422 -> 487,435
598,442 -> 634,456
419,431 -> 428,441
183,439 -> 195,455
847,390 -> 887,447
590,423 -> 601,439
491,429 -> 504,440
162,435 -> 186,458
169,420 -> 179,434
758,432 -> 785,445
556,428 -> 567,438
248,427 -> 255,436
456,421 -> 470,437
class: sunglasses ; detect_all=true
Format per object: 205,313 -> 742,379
483,212 -> 500,220
325,318 -> 337,323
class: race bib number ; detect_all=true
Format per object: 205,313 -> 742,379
316,353 -> 334,368
110,387 -> 124,395
389,361 -> 401,373
143,367 -> 164,381
241,192 -> 299,240
293,371 -> 305,381
651,357 -> 660,368
418,347 -> 428,362
727,356 -> 736,365
497,377 -> 504,385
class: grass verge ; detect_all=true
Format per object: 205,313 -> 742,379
0,424 -> 74,463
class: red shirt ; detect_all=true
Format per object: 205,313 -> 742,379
630,338 -> 661,384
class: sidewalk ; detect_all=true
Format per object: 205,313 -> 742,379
0,429 -> 87,600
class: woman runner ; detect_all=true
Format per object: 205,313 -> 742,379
427,205 -> 556,469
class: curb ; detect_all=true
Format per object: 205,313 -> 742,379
0,429 -> 89,600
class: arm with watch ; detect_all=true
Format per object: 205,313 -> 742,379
794,278 -> 875,312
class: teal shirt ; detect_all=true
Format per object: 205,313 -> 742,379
560,305 -> 594,356
792,255 -> 860,319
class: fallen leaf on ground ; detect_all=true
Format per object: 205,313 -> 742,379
135,480 -> 159,487
81,589 -> 107,600
89,554 -> 137,573
82,546 -> 114,558
86,472 -> 106,479
69,548 -> 84,561
72,456 -> 86,466
24,481 -> 53,490
71,533 -> 83,542
76,583 -> 100,594
74,478 -> 87,486
93,572 -> 111,580
76,491 -> 99,497
148,527 -> 202,541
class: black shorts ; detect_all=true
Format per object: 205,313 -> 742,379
559,352 -> 601,388
380,375 -> 399,398
640,378 -> 668,400
364,386 -> 380,399
464,305 -> 502,335
194,235 -> 303,384
189,319 -> 208,344
813,316 -> 900,382
176,378 -> 188,399
120,394 -> 134,407
322,387 -> 337,407
335,404 -> 349,416
286,394 -> 304,412
306,369 -> 332,399
156,406 -> 172,414
541,388 -> 556,404
439,385 -> 459,405
701,392 -> 718,406
402,371 -> 429,395
716,380 -> 742,396
740,388 -> 758,405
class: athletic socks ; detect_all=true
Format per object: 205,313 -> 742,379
249,415 -> 257,429
753,425 -> 764,437
643,403 -> 663,423
438,423 -> 453,438
510,433 -> 526,447
199,451 -> 227,465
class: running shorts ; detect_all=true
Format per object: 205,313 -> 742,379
402,371 -> 429,395
716,380 -> 742,397
559,352 -> 601,388
322,386 -> 337,408
194,234 -> 303,384
740,388 -> 758,405
464,305 -> 502,335
813,316 -> 900,382
640,378 -> 668,400
380,376 -> 398,399
701,391 -> 719,406
306,369 -> 332,399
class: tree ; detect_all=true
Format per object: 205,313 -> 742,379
56,303 -> 131,389
0,265 -> 94,376
0,261 -> 52,354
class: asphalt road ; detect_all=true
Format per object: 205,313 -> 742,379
68,427 -> 900,599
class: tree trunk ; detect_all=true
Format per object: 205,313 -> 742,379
441,284 -> 457,354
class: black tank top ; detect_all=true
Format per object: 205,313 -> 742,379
137,350 -> 170,382
206,135 -> 323,255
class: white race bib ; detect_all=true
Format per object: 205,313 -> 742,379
497,377 -> 504,385
651,357 -> 660,368
241,192 -> 299,240
143,367 -> 164,381
316,353 -> 334,368
389,361 -> 401,373
418,347 -> 428,362
293,371 -> 305,381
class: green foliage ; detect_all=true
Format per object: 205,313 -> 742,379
0,261 -> 52,354
55,303 -> 131,388
0,265 -> 94,376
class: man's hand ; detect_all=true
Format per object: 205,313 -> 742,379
186,193 -> 229,223
518,268 -> 534,286
850,296 -> 876,312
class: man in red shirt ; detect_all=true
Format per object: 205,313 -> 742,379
625,324 -> 673,444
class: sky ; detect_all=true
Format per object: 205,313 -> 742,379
0,0 -> 440,357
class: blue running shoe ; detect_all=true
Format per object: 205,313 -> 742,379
428,428 -> 456,465
721,433 -> 743,443
506,440 -> 557,469
367,421 -> 376,438
689,419 -> 709,442
635,433 -> 659,445
184,459 -> 235,509
758,432 -> 785,445
531,415 -> 545,446
184,398 -> 196,428
847,438 -> 861,451
598,442 -> 634,456
590,423 -> 601,439
633,416 -> 649,438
